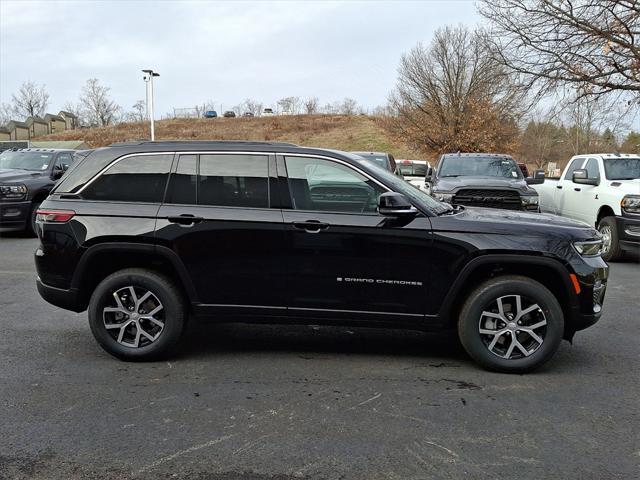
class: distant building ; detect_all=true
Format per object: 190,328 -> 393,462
44,113 -> 66,134
58,111 -> 78,130
0,127 -> 10,141
7,121 -> 29,140
26,117 -> 50,138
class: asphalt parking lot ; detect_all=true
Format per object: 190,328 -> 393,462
0,234 -> 638,480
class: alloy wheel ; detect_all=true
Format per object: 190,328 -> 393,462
103,286 -> 165,348
478,294 -> 547,359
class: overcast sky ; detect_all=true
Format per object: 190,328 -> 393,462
0,0 -> 480,116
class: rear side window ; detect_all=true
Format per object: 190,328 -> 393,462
165,154 -> 269,208
81,154 -> 173,203
199,154 -> 269,208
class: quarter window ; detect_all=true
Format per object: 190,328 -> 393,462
285,156 -> 385,213
81,154 -> 173,203
198,154 -> 269,208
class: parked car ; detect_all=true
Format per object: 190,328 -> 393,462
223,111 -> 236,118
262,108 -> 274,117
0,148 -> 76,235
203,110 -> 217,118
426,153 -> 544,211
34,141 -> 607,372
398,159 -> 430,190
242,112 -> 254,117
532,153 -> 640,261
351,151 -> 402,176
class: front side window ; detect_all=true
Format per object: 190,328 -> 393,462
285,156 -> 385,213
564,158 -> 585,180
55,153 -> 73,170
198,154 -> 269,208
165,154 -> 197,205
81,154 -> 173,202
585,158 -> 600,180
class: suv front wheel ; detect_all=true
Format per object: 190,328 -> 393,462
88,268 -> 186,361
458,276 -> 564,373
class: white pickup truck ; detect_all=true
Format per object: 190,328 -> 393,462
532,153 -> 640,261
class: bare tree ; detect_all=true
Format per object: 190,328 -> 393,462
79,78 -> 120,127
0,103 -> 13,126
10,81 -> 50,119
277,96 -> 301,115
240,98 -> 263,116
62,101 -> 86,126
386,25 -> 528,153
478,0 -> 640,100
303,97 -> 319,114
194,100 -> 216,118
340,98 -> 358,115
127,100 -> 146,122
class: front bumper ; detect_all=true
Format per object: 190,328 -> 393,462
36,276 -> 84,312
615,214 -> 640,254
0,200 -> 30,231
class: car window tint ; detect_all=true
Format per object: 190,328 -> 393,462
165,154 -> 197,205
285,156 -> 384,213
563,158 -> 584,180
56,153 -> 73,169
82,154 -> 173,203
585,158 -> 600,179
198,154 -> 269,208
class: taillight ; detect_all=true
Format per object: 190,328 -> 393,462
36,209 -> 76,223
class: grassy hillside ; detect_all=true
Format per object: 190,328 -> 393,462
38,115 -> 424,158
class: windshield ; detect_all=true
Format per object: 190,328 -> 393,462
439,156 -> 522,179
398,163 -> 427,176
355,158 -> 449,214
353,153 -> 390,170
0,151 -> 53,171
603,157 -> 640,180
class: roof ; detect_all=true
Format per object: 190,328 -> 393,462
351,151 -> 387,156
10,148 -> 76,153
7,120 -> 29,128
0,127 -> 10,134
108,140 -> 298,147
26,116 -> 49,126
44,113 -> 65,122
441,152 -> 513,158
58,110 -> 78,119
579,153 -> 640,158
31,141 -> 90,149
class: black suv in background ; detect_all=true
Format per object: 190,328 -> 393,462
0,148 -> 76,235
426,153 -> 545,211
35,141 -> 607,372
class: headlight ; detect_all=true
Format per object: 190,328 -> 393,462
573,239 -> 603,257
521,195 -> 539,210
432,191 -> 454,202
0,184 -> 27,200
621,195 -> 640,214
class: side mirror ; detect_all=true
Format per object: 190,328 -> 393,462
378,192 -> 418,217
572,169 -> 599,185
425,167 -> 433,180
52,166 -> 64,180
526,169 -> 545,185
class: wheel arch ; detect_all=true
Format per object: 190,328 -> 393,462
71,243 -> 198,311
596,205 -> 616,227
439,255 -> 578,337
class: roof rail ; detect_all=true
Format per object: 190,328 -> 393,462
108,140 -> 299,147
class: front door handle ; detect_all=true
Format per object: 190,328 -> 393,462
574,187 -> 581,191
556,185 -> 563,189
167,214 -> 203,226
292,220 -> 329,233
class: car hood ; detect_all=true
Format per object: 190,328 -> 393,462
434,176 -> 533,193
456,206 -> 590,228
0,169 -> 45,183
605,178 -> 640,196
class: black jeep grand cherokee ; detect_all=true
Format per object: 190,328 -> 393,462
35,141 -> 608,372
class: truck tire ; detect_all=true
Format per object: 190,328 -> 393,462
88,268 -> 186,361
458,276 -> 564,373
597,216 -> 623,262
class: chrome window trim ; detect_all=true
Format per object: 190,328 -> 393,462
76,151 -> 274,196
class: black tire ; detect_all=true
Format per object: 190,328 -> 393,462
597,216 -> 623,262
458,275 -> 564,373
27,202 -> 41,237
88,268 -> 186,361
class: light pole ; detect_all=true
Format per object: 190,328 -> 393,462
142,69 -> 160,141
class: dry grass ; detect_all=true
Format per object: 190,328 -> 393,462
38,115 -> 424,158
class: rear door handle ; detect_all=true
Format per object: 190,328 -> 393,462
292,220 -> 329,233
167,214 -> 203,226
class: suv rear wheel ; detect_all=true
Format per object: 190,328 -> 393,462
457,276 -> 564,373
88,268 -> 186,360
